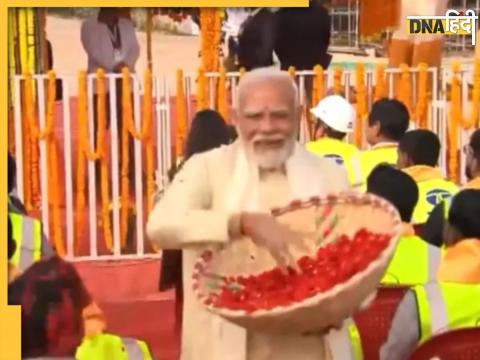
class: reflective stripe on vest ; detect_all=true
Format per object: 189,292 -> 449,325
412,179 -> 458,224
443,196 -> 453,220
413,282 -> 480,344
122,337 -> 152,359
327,318 -> 363,360
306,138 -> 361,186
381,236 -> 441,285
9,212 -> 42,272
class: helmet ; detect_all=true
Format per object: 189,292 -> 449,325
310,95 -> 356,134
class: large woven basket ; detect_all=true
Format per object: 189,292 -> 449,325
193,193 -> 402,334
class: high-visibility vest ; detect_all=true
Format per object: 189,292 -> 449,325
76,333 -> 153,360
9,212 -> 42,272
381,235 -> 441,286
306,138 -> 361,186
327,318 -> 363,360
413,282 -> 480,344
359,145 -> 398,191
412,179 -> 458,224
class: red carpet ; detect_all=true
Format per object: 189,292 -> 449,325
74,259 -> 180,360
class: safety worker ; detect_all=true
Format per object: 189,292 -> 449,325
8,152 -> 53,278
367,164 -> 441,285
380,189 -> 480,360
76,333 -> 153,360
422,128 -> 480,247
306,95 -> 361,187
397,129 -> 458,226
359,98 -> 410,190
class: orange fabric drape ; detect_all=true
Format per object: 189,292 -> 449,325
359,0 -> 401,37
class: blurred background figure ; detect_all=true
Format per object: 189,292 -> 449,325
367,164 -> 440,286
397,129 -> 457,228
159,109 -> 235,332
381,189 -> 480,360
360,98 -> 410,188
307,95 -> 360,187
422,128 -> 480,247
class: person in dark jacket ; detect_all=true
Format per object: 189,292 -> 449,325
236,8 -> 277,70
274,1 -> 332,71
158,109 -> 236,329
8,152 -> 27,214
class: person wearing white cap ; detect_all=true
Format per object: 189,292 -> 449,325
306,95 -> 361,187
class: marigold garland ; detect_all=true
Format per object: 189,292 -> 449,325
374,64 -> 387,101
333,67 -> 343,95
472,59 -> 480,127
176,69 -> 188,159
199,8 -> 223,72
415,63 -> 429,128
196,67 -> 208,111
121,68 -> 133,249
74,71 -> 88,253
312,65 -> 325,105
355,63 -> 367,148
398,64 -> 413,118
217,66 -> 229,122
23,73 -> 41,210
448,61 -> 460,183
142,70 -> 156,214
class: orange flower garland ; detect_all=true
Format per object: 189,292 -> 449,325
196,67 -> 208,111
176,69 -> 188,159
472,59 -> 480,127
23,73 -> 41,210
374,64 -> 387,101
333,67 -> 343,95
398,64 -> 413,117
120,68 -> 133,249
448,61 -> 460,183
355,63 -> 367,148
312,65 -> 325,105
414,63 -> 429,128
199,8 -> 223,72
142,70 -> 156,214
217,66 -> 229,122
75,71 -> 88,253
45,71 -> 65,256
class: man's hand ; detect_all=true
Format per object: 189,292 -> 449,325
240,213 -> 306,270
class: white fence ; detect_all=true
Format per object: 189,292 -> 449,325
11,65 -> 476,260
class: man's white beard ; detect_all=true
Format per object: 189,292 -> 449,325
241,134 -> 295,170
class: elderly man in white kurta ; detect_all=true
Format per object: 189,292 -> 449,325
147,68 -> 349,360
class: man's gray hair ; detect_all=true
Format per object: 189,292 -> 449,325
236,67 -> 299,108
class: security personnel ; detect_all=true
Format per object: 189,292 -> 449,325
367,164 -> 440,286
76,333 -> 153,360
8,153 -> 53,277
307,95 -> 361,187
422,129 -> 480,247
381,190 -> 480,360
398,129 -> 458,226
359,98 -> 410,190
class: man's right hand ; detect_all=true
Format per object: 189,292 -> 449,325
239,213 -> 305,270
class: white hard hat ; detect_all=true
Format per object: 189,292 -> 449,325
310,95 -> 356,133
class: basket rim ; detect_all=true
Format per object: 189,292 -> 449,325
192,192 -> 402,318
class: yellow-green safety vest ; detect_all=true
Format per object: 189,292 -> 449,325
76,333 -> 153,360
443,196 -> 453,220
381,235 -> 441,286
306,138 -> 361,186
359,145 -> 398,192
412,179 -> 458,224
413,282 -> 480,344
9,212 -> 42,272
328,318 -> 363,360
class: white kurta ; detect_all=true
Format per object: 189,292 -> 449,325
147,142 -> 349,360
